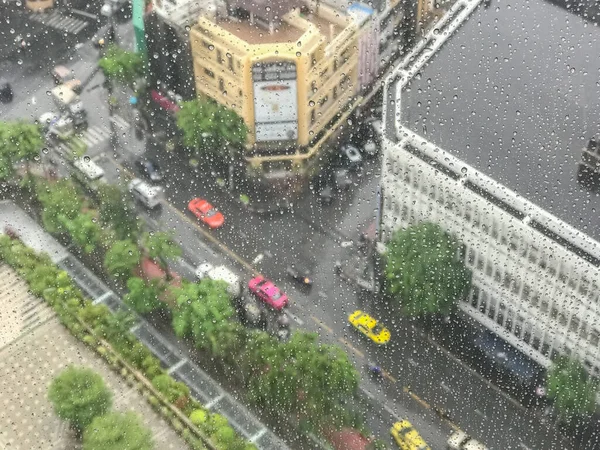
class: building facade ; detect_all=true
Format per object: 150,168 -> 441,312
380,125 -> 600,378
189,1 -> 377,176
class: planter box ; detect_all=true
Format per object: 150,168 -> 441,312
26,0 -> 54,11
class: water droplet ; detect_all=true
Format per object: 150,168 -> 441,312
42,148 -> 49,154
83,155 -> 91,162
208,45 -> 215,51
308,100 -> 315,107
296,51 -> 301,57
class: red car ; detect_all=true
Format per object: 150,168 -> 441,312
188,198 -> 224,229
248,276 -> 288,310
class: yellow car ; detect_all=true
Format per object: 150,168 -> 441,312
348,310 -> 391,345
390,420 -> 431,450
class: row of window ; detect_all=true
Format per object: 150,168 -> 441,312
383,159 -> 600,376
387,159 -> 600,303
466,286 -> 600,377
198,38 -> 240,74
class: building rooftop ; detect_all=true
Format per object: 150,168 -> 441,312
217,17 -> 305,44
400,0 -> 600,242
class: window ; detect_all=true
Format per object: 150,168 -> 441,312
310,109 -> 316,125
333,86 -> 338,100
218,78 -> 224,91
228,54 -> 234,72
217,49 -> 222,63
204,68 -> 215,78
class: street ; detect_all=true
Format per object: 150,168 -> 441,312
1,3 -> 581,449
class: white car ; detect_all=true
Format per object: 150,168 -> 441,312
195,263 -> 241,298
447,430 -> 487,450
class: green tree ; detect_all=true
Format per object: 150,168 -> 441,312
62,211 -> 102,253
97,184 -> 140,241
0,121 -> 43,180
104,240 -> 141,279
171,279 -> 234,350
142,232 -> 182,281
36,180 -> 82,234
247,331 -> 359,425
82,411 -> 154,450
99,45 -> 144,88
176,98 -> 248,162
384,222 -> 471,316
547,357 -> 597,425
123,276 -> 164,314
48,366 -> 113,433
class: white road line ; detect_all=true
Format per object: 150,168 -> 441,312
284,311 -> 304,326
474,409 -> 487,419
167,359 -> 187,374
440,381 -> 451,392
252,254 -> 264,264
359,386 -> 375,400
178,258 -> 197,273
383,404 -> 402,421
407,357 -> 418,367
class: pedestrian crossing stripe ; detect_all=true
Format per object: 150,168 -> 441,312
55,116 -> 131,152
29,11 -> 88,35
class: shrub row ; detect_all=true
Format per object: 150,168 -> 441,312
0,235 -> 256,450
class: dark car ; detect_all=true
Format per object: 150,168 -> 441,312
286,264 -> 313,288
339,144 -> 363,170
0,82 -> 13,103
135,158 -> 163,182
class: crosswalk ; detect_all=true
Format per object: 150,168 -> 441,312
29,10 -> 89,35
56,114 -> 130,154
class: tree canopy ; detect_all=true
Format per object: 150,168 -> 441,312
99,45 -> 144,87
547,357 -> 598,424
142,231 -> 182,280
36,180 -> 83,234
96,184 -> 140,241
384,222 -> 471,316
0,121 -> 43,180
82,411 -> 154,450
176,98 -> 248,160
104,240 -> 141,279
172,279 -> 234,350
48,366 -> 113,433
123,276 -> 164,314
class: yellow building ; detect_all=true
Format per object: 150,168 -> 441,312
189,0 -> 370,177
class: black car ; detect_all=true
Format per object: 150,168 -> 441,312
0,82 -> 13,103
135,158 -> 163,182
286,264 -> 313,288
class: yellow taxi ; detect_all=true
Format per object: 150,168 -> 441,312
390,420 -> 431,450
348,310 -> 391,345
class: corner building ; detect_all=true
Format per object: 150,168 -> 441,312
189,0 -> 378,176
381,125 -> 600,378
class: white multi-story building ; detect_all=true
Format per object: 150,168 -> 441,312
381,99 -> 600,379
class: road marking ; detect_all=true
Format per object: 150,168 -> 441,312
253,254 -> 264,264
474,409 -> 487,419
407,357 -> 418,367
382,369 -> 397,383
317,291 -> 328,299
338,337 -> 365,358
341,241 -> 353,248
110,156 -> 262,277
440,381 -> 451,392
285,311 -> 304,326
311,316 -> 333,334
178,258 -> 197,273
167,204 -> 259,275
359,386 -> 375,400
403,387 -> 430,409
383,404 -> 401,421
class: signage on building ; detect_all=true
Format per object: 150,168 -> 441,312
252,61 -> 298,142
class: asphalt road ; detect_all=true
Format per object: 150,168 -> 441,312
3,7 -> 579,449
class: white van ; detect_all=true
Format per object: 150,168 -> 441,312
128,178 -> 163,209
447,431 -> 487,450
73,156 -> 104,180
195,263 -> 241,298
